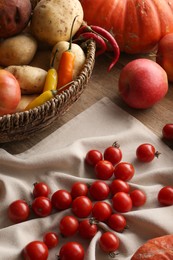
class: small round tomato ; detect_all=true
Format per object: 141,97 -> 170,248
114,162 -> 135,181
162,124 -> 173,140
95,160 -> 114,180
158,186 -> 173,206
99,232 -> 120,253
92,201 -> 112,222
33,182 -> 51,198
32,196 -> 52,217
110,179 -> 130,196
136,143 -> 160,162
112,192 -> 132,213
107,213 -> 127,232
51,189 -> 72,210
58,242 -> 85,260
130,189 -> 147,207
72,195 -> 92,218
85,149 -> 103,166
23,241 -> 48,260
8,199 -> 30,223
59,215 -> 79,237
0,69 -> 21,116
78,219 -> 98,239
104,142 -> 122,165
89,180 -> 110,200
43,232 -> 59,249
70,182 -> 89,199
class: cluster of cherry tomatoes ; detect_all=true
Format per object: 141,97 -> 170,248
7,141 -> 173,260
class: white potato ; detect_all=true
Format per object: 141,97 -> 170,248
30,0 -> 83,46
0,33 -> 38,66
5,65 -> 47,94
51,41 -> 86,79
16,94 -> 38,112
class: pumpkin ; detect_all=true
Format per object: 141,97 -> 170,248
80,0 -> 173,54
131,234 -> 173,259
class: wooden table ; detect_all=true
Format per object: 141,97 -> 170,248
1,52 -> 173,153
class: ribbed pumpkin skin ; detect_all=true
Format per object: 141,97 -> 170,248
80,0 -> 173,54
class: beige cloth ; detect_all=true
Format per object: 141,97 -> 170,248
0,97 -> 173,259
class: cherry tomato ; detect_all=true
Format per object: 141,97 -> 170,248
23,240 -> 48,260
58,241 -> 85,260
92,201 -> 112,222
107,213 -> 127,232
72,196 -> 92,218
110,179 -> 130,196
104,142 -> 122,165
99,232 -> 120,253
43,232 -> 59,249
89,180 -> 110,200
162,124 -> 173,140
158,186 -> 173,206
51,189 -> 72,210
32,196 -> 52,217
95,160 -> 114,180
8,199 -> 30,223
85,149 -> 103,166
0,69 -> 21,116
114,162 -> 135,181
33,182 -> 51,198
112,192 -> 132,213
136,143 -> 160,162
59,215 -> 79,237
130,189 -> 147,207
78,219 -> 98,239
70,182 -> 89,199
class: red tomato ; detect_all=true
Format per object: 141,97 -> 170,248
130,189 -> 147,207
23,241 -> 48,260
32,196 -> 52,217
107,213 -> 127,232
110,179 -> 130,196
51,189 -> 72,210
33,182 -> 51,198
59,242 -> 85,260
92,201 -> 112,222
162,124 -> 173,140
70,182 -> 89,199
89,180 -> 110,200
43,232 -> 59,249
112,192 -> 132,213
104,142 -> 122,165
59,215 -> 79,237
158,186 -> 173,206
72,196 -> 92,218
114,162 -> 135,181
99,232 -> 120,253
0,69 -> 21,116
136,143 -> 160,162
78,219 -> 98,239
95,160 -> 114,180
8,199 -> 30,223
85,149 -> 103,166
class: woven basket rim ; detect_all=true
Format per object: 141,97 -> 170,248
0,40 -> 96,143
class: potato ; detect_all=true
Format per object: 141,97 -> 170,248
30,50 -> 52,71
0,33 -> 38,67
5,65 -> 47,94
0,0 -> 31,38
51,41 -> 86,79
16,94 -> 38,112
30,0 -> 83,46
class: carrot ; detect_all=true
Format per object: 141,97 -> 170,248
57,16 -> 78,90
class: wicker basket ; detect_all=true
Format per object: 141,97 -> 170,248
0,40 -> 96,143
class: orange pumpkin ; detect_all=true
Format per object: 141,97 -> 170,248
80,0 -> 173,54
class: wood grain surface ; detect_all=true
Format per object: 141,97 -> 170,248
1,52 -> 173,153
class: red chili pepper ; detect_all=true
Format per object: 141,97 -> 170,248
74,32 -> 107,57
